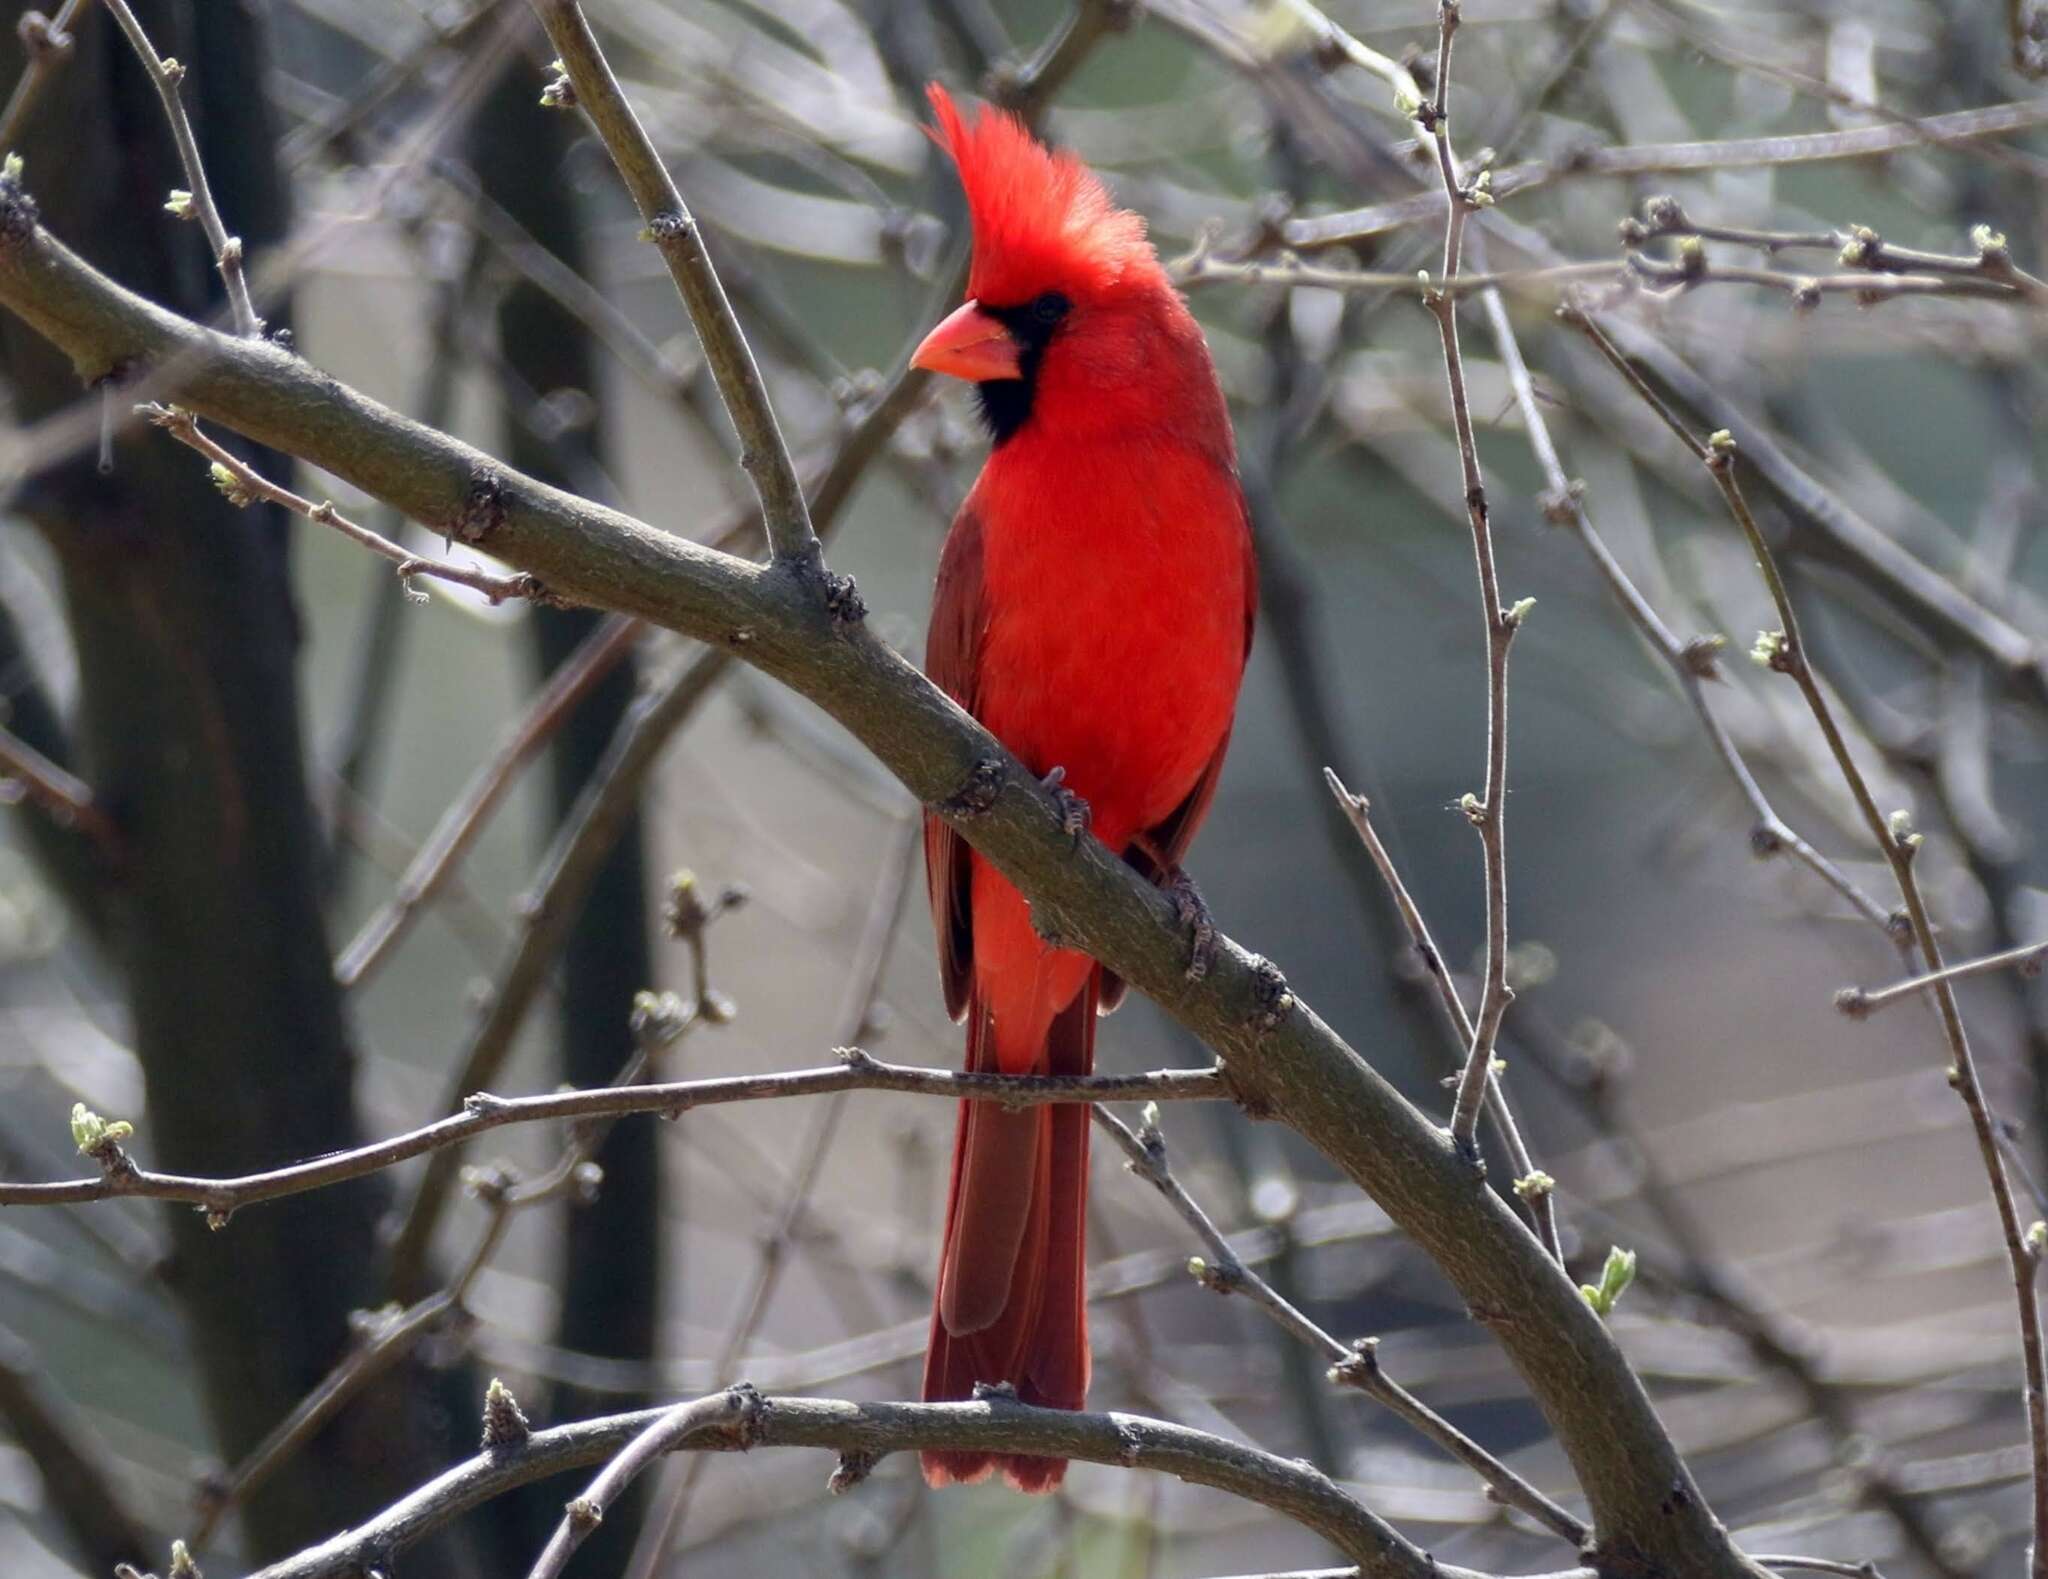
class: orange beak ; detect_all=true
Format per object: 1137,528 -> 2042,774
911,300 -> 1022,382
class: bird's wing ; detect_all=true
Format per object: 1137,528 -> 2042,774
1100,494 -> 1259,1014
924,506 -> 987,1022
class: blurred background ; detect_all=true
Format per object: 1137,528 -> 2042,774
0,0 -> 2045,1575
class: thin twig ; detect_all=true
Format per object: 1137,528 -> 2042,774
1417,0 -> 1521,1154
142,404 -> 538,602
334,613 -> 637,987
1281,100 -> 2048,251
1097,1106 -> 1587,1546
101,0 -> 259,335
1322,769 -> 1564,1264
1839,939 -> 2048,1020
0,0 -> 91,152
528,1390 -> 765,1579
0,720 -> 120,855
1570,305 -> 2048,1579
1628,197 -> 2048,303
532,0 -> 816,569
1481,292 -> 1901,939
0,1055 -> 1231,1212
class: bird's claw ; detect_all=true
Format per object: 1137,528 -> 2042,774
1167,867 -> 1216,982
1041,766 -> 1091,844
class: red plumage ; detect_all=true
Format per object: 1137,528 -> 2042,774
915,84 -> 1256,1493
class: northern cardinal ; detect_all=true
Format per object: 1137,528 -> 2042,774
911,84 -> 1256,1493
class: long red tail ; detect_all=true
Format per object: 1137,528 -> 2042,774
920,976 -> 1095,1492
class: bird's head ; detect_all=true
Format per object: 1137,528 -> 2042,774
912,83 -> 1196,448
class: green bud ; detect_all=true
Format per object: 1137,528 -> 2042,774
70,1102 -> 134,1156
2,153 -> 22,183
1579,1244 -> 1637,1316
1512,1170 -> 1554,1201
208,461 -> 253,506
165,189 -> 194,220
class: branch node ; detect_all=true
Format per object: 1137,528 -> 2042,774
647,210 -> 697,245
1327,1336 -> 1382,1391
828,1449 -> 879,1494
940,756 -> 1005,817
564,1496 -> 602,1532
0,159 -> 38,246
1833,986 -> 1872,1021
1679,633 -> 1726,679
822,570 -> 867,625
452,467 -> 507,545
17,10 -> 73,63
1245,956 -> 1293,1033
1539,478 -> 1585,526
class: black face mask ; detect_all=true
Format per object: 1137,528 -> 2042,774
973,291 -> 1072,445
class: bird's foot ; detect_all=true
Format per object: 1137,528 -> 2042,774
1040,766 -> 1091,845
1166,867 -> 1217,983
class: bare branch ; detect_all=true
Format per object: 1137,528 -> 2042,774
530,0 -> 815,570
0,148 -> 1767,1579
1569,305 -> 2048,1579
100,0 -> 258,335
1416,0 -> 1520,1156
1283,100 -> 2048,251
334,614 -> 637,988
528,1390 -> 764,1579
0,1055 -> 1232,1211
1323,768 -> 1564,1264
250,1393 -> 1437,1579
1840,939 -> 2048,1020
0,0 -> 89,152
1097,1105 -> 1587,1547
141,402 -> 540,605
0,719 -> 120,856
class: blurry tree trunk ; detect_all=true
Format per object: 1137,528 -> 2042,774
473,56 -> 663,1571
0,2 -> 470,1561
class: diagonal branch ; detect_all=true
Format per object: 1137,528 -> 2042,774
0,719 -> 120,857
0,157 -> 1765,1579
530,0 -> 815,569
1569,305 -> 2048,1579
1097,1106 -> 1586,1546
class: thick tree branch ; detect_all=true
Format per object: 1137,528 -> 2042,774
0,166 -> 1763,1579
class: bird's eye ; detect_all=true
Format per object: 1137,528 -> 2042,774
1030,291 -> 1070,327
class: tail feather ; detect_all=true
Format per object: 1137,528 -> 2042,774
922,977 -> 1095,1492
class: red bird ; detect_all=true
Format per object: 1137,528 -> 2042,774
911,84 -> 1256,1493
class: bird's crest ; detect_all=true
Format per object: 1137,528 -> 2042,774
925,83 -> 1160,307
